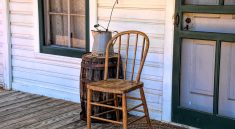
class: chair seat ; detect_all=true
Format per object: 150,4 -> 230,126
87,79 -> 143,94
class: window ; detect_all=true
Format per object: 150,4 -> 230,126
38,0 -> 89,58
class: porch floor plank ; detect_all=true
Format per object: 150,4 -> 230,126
37,112 -> 82,129
15,105 -> 79,129
56,120 -> 87,129
0,97 -> 52,117
0,92 -> 25,103
0,91 -> 18,97
0,98 -> 61,123
0,101 -> 71,129
0,95 -> 43,111
0,90 -> 187,129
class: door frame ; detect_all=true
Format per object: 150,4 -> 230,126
2,0 -> 12,90
172,0 -> 235,129
162,0 -> 175,122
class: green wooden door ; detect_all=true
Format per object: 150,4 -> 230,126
172,1 -> 235,129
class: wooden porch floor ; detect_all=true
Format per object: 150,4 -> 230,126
0,90 -> 187,129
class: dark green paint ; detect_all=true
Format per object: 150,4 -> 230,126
180,31 -> 235,42
172,0 -> 235,129
213,41 -> 221,115
219,0 -> 225,5
181,5 -> 235,14
38,0 -> 90,58
173,107 -> 235,129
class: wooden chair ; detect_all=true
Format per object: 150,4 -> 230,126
87,30 -> 151,129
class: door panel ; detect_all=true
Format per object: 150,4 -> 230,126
224,0 -> 235,5
183,13 -> 235,34
219,42 -> 235,119
185,0 -> 219,5
181,39 -> 215,113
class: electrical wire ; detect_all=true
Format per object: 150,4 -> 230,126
106,0 -> 118,31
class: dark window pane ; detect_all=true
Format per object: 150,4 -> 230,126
71,0 -> 85,15
70,16 -> 86,49
49,0 -> 68,13
44,0 -> 87,49
50,15 -> 69,47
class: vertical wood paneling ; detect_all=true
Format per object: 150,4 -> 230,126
97,0 -> 166,120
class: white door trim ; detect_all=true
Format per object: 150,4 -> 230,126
2,0 -> 12,90
162,0 -> 175,122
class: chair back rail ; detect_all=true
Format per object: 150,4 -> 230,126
104,30 -> 150,83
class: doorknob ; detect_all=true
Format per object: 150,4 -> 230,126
184,17 -> 192,31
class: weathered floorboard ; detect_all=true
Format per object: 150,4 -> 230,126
0,91 -> 187,129
56,120 -> 87,129
0,95 -> 43,111
0,97 -> 51,117
16,105 -> 80,129
1,101 -> 72,129
0,92 -> 25,103
39,113 -> 82,129
24,110 -> 80,129
0,99 -> 62,123
0,91 -> 18,98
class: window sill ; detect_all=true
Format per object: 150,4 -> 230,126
40,45 -> 88,58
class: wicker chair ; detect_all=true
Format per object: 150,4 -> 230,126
87,30 -> 151,129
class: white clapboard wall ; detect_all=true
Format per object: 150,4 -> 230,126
9,0 -> 82,102
0,0 -> 4,85
9,0 -> 166,120
97,0 -> 166,119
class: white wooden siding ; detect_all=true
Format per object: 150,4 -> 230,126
0,0 -> 4,85
9,0 -> 82,102
8,0 -> 168,120
97,0 -> 166,120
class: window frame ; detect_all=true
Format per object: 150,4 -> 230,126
38,0 -> 90,58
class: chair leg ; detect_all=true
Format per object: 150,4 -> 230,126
114,94 -> 120,121
87,89 -> 92,129
122,93 -> 128,129
140,87 -> 152,129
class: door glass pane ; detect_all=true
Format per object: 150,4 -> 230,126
50,15 -> 69,47
180,39 -> 215,113
225,0 -> 235,5
183,13 -> 235,34
219,42 -> 235,119
185,0 -> 219,5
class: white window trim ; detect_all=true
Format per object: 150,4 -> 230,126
162,0 -> 175,122
2,0 -> 12,90
32,0 -> 97,60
